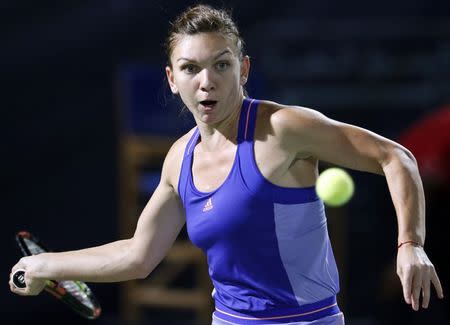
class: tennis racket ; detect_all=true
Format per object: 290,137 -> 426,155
12,231 -> 102,320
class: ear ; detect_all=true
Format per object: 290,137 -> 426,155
240,55 -> 250,86
165,66 -> 178,94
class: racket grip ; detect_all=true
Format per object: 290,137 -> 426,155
12,269 -> 27,289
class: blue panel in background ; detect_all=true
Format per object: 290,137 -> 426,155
119,64 -> 195,136
138,171 -> 161,195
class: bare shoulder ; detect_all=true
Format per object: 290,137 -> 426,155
255,100 -> 330,135
161,127 -> 197,193
254,100 -> 340,159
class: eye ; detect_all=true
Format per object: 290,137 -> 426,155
181,64 -> 199,74
216,61 -> 230,72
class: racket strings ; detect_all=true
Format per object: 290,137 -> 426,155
60,281 -> 96,309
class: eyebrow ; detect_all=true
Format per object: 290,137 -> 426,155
176,49 -> 232,62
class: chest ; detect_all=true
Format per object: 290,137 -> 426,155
191,138 -> 293,193
191,145 -> 238,192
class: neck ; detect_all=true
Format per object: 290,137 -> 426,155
196,96 -> 244,152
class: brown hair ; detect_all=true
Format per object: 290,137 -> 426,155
164,4 -> 245,67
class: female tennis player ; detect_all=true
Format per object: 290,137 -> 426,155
10,4 -> 443,324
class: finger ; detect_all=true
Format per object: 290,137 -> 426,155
12,288 -> 28,296
422,275 -> 431,309
9,280 -> 27,295
11,257 -> 27,273
430,268 -> 444,299
11,263 -> 24,274
9,280 -> 15,292
411,271 -> 422,311
9,275 -> 17,291
400,267 -> 412,304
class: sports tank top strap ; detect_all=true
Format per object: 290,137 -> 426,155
178,128 -> 200,205
237,98 -> 259,142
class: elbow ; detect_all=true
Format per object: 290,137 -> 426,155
125,240 -> 151,280
130,249 -> 153,280
397,145 -> 418,170
127,254 -> 152,280
134,260 -> 151,280
402,147 -> 418,166
381,144 -> 418,174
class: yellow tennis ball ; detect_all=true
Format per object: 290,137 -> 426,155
316,168 -> 354,207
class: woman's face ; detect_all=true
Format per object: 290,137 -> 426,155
166,32 -> 249,125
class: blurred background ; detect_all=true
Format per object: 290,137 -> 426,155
2,0 -> 449,324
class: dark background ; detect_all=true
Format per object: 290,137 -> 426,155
2,0 -> 449,324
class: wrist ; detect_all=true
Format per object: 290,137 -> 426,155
397,240 -> 423,249
397,231 -> 424,248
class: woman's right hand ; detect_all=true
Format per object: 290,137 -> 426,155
9,256 -> 47,296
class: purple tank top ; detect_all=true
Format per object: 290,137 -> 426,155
178,98 -> 340,324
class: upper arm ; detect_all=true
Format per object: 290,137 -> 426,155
130,139 -> 187,275
276,106 -> 410,175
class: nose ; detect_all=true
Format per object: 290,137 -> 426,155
199,68 -> 216,92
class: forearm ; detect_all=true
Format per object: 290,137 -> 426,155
29,239 -> 146,283
382,147 -> 426,245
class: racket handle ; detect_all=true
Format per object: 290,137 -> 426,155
12,269 -> 27,288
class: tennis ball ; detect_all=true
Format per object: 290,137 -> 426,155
316,167 -> 354,207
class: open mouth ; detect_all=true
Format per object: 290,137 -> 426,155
199,100 -> 218,108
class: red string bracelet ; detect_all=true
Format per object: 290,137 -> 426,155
397,240 -> 422,249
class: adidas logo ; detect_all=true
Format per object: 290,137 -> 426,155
202,198 -> 213,212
